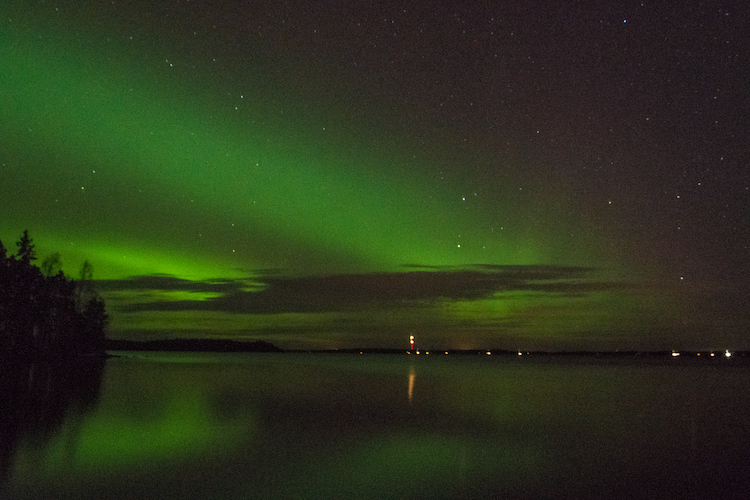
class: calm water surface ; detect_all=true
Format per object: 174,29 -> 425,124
2,352 -> 750,499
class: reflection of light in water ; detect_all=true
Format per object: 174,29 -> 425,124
408,366 -> 415,404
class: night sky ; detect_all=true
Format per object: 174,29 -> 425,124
2,1 -> 748,350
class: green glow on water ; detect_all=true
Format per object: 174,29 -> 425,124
6,354 -> 750,499
10,394 -> 250,482
75,400 -> 246,467
290,433 -> 544,499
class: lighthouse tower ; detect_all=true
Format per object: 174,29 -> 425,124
409,335 -> 415,351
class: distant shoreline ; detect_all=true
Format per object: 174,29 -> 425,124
104,339 -> 746,358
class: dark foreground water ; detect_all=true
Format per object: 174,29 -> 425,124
2,352 -> 750,499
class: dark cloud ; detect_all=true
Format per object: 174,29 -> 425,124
96,275 -> 249,293
104,265 -> 625,315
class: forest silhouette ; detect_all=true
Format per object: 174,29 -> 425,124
0,230 -> 107,359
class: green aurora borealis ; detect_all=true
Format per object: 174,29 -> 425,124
1,16 -> 598,276
2,3 -> 748,349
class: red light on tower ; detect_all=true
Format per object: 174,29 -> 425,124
409,335 -> 415,351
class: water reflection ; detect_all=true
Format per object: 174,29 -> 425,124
0,359 -> 104,486
407,365 -> 415,404
3,354 -> 750,499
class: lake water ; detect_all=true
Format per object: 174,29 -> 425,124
2,352 -> 750,499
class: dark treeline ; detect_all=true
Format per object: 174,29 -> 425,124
0,230 -> 107,359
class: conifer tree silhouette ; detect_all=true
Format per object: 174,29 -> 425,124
15,230 -> 36,264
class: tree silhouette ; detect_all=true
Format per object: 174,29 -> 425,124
76,260 -> 94,306
79,259 -> 93,282
41,252 -> 62,277
0,231 -> 107,359
15,230 -> 37,264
